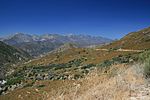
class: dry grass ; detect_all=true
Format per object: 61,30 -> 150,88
1,63 -> 150,100
100,27 -> 150,50
0,80 -> 77,100
27,48 -> 136,66
48,63 -> 150,100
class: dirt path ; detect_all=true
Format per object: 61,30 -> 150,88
95,48 -> 143,52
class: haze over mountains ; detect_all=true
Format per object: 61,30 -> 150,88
1,33 -> 112,56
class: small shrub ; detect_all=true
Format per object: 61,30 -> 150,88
74,74 -> 82,79
139,50 -> 150,78
108,47 -> 120,52
99,60 -> 114,68
144,56 -> 150,78
81,64 -> 95,69
139,50 -> 150,63
108,67 -> 118,77
23,80 -> 35,88
81,70 -> 89,74
37,84 -> 45,88
112,57 -> 121,63
24,83 -> 34,87
6,77 -> 23,85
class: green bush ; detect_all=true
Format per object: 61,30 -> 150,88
108,47 -> 120,52
6,77 -> 23,85
99,60 -> 114,68
139,50 -> 150,63
81,64 -> 95,69
37,84 -> 45,88
112,57 -> 121,63
139,50 -> 150,78
74,74 -> 82,79
144,56 -> 150,78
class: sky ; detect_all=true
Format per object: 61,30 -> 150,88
0,0 -> 150,39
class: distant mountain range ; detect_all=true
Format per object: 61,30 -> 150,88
1,33 -> 112,56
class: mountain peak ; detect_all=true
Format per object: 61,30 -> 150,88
15,32 -> 24,35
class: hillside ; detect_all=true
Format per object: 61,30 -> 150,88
0,41 -> 31,79
0,42 -> 139,96
49,64 -> 150,100
101,27 -> 150,50
0,41 -> 30,66
51,43 -> 77,53
1,62 -> 149,100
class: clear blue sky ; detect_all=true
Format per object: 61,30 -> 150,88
0,0 -> 150,39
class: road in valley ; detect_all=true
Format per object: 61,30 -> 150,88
95,48 -> 143,52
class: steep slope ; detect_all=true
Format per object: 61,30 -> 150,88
0,41 -> 30,66
2,33 -> 112,56
101,27 -> 150,50
0,41 -> 31,79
